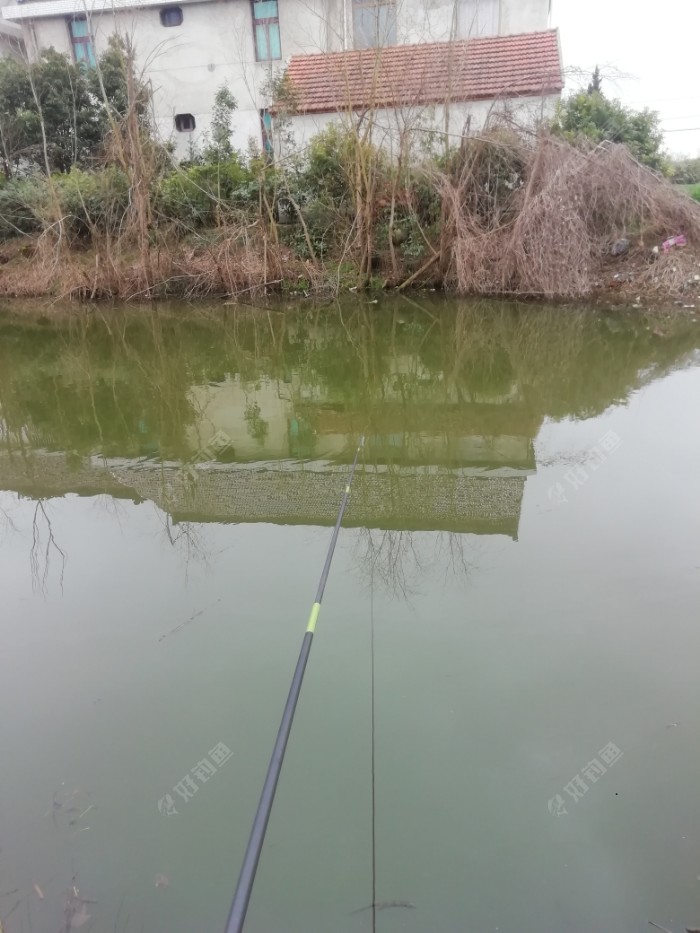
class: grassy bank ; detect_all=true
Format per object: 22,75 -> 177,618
2,128 -> 700,305
3,40 -> 699,306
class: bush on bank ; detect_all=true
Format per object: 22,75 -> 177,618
1,121 -> 700,302
156,157 -> 253,230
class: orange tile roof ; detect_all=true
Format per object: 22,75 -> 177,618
282,30 -> 563,115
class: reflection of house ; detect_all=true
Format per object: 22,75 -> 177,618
186,372 -> 540,470
0,451 -> 529,538
1,346 -> 540,538
2,0 -> 558,157
0,322 -> 541,540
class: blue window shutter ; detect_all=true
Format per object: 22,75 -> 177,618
254,23 -> 268,60
69,18 -> 88,37
268,23 -> 281,59
254,0 -> 277,17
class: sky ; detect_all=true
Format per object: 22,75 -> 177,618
551,0 -> 700,158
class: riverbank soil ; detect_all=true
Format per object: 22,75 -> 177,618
2,236 -> 700,310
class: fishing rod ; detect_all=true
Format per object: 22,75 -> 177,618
225,436 -> 365,933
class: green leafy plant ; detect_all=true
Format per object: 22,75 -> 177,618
201,84 -> 237,164
0,43 -> 146,178
670,158 -> 700,185
551,80 -> 668,172
243,399 -> 269,443
157,158 -> 251,228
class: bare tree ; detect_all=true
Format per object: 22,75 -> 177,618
30,500 -> 66,595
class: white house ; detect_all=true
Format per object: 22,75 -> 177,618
279,29 -> 563,155
1,0 -> 559,156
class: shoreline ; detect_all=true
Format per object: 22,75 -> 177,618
2,238 -> 700,314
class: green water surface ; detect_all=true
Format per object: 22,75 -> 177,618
0,298 -> 699,933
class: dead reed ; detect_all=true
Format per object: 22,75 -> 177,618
441,135 -> 700,299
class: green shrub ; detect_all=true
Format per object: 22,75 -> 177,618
690,184 -> 700,203
53,168 -> 130,236
304,125 -> 352,202
671,157 -> 700,185
157,158 -> 251,228
0,176 -> 46,236
0,168 -> 130,239
301,124 -> 387,204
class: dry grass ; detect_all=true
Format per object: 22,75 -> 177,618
0,230 -> 316,302
440,135 -> 700,299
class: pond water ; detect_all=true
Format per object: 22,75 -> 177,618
0,298 -> 699,933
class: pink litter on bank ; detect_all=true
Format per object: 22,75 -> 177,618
662,234 -> 687,252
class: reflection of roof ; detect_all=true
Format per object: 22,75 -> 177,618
0,452 -> 138,502
0,451 -> 530,538
308,403 -> 543,445
120,462 -> 528,537
281,31 -> 563,115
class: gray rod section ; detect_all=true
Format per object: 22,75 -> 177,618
225,437 -> 365,933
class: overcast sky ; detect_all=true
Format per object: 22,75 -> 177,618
551,0 -> 699,158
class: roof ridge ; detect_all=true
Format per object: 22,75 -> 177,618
286,29 -> 558,64
469,27 -> 559,42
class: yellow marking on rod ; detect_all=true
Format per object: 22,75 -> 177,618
345,485 -> 351,494
306,602 -> 321,634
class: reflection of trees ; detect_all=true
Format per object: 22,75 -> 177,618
0,311 -> 199,459
356,527 -> 477,597
30,500 -> 66,595
0,299 -> 698,466
158,508 -> 212,580
357,528 -> 426,598
1,300 -> 698,590
0,492 -> 66,595
0,502 -> 18,536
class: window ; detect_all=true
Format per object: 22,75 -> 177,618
260,109 -> 273,157
175,113 -> 196,132
460,0 -> 499,37
352,0 -> 396,49
67,17 -> 96,67
251,1 -> 281,61
160,6 -> 183,26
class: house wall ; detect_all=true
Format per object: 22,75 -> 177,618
20,0 -> 346,156
10,0 -> 551,157
398,0 -> 550,43
499,0 -> 551,35
285,93 -> 560,159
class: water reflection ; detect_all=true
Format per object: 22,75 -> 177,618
1,299 -> 698,572
2,298 -> 700,933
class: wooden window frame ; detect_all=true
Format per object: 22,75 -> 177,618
251,0 -> 282,62
67,16 -> 96,67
